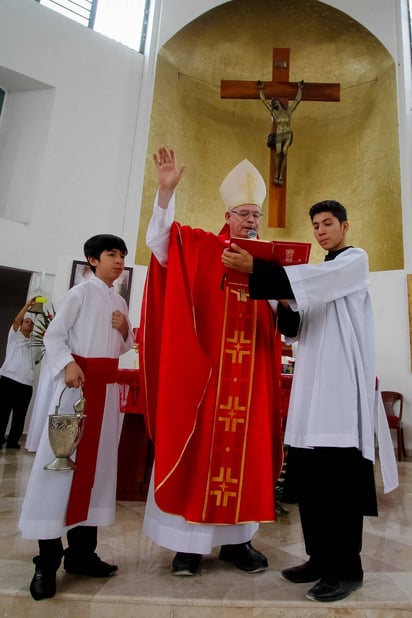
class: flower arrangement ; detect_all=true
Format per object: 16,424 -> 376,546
30,305 -> 56,362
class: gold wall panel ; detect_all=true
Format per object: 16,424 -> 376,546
136,0 -> 403,272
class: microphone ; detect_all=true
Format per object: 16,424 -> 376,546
247,229 -> 257,240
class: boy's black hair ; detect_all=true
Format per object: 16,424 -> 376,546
84,234 -> 128,273
309,200 -> 348,224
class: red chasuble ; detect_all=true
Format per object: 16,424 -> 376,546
139,222 -> 282,524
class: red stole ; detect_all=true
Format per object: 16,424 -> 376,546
202,286 -> 258,522
65,355 -> 118,526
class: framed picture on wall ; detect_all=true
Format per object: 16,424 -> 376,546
69,260 -> 133,307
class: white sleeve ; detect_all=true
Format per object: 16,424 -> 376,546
43,290 -> 81,379
146,191 -> 176,267
285,248 -> 369,311
374,390 -> 399,493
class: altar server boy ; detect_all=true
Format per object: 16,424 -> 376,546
19,234 -> 134,601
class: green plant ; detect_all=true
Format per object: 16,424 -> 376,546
30,305 -> 55,362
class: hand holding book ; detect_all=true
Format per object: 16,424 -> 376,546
222,241 -> 255,273
221,237 -> 311,290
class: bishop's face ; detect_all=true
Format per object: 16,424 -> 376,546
312,211 -> 349,252
225,204 -> 262,238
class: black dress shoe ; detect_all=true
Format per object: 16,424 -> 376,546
281,560 -> 321,583
6,442 -> 20,449
64,552 -> 118,577
172,552 -> 202,575
219,541 -> 268,573
30,569 -> 57,601
306,577 -> 363,602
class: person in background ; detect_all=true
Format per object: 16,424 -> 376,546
0,297 -> 36,449
19,234 -> 134,601
222,199 -> 398,602
139,146 -> 283,576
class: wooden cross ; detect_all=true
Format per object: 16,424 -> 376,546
221,48 -> 340,227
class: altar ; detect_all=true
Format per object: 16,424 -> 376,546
116,366 -> 293,501
116,369 -> 153,501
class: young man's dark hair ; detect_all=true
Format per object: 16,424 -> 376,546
309,200 -> 347,223
84,235 -> 128,272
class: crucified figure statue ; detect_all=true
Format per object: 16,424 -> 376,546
258,79 -> 304,185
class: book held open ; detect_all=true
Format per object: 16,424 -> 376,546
224,237 -> 311,290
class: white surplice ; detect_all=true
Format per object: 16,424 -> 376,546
283,248 -> 398,492
19,275 -> 133,540
25,359 -> 54,452
142,193 -> 258,554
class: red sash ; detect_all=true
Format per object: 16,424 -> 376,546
65,355 -> 118,526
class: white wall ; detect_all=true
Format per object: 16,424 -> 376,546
0,0 -> 144,276
370,271 -> 411,391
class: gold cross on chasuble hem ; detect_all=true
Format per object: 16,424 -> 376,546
202,285 -> 257,522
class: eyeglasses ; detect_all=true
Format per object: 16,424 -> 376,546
229,209 -> 263,221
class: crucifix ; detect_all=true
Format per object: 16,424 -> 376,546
221,48 -> 340,227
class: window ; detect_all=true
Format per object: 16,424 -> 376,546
34,0 -> 150,53
35,0 -> 98,27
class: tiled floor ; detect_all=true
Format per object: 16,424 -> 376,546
1,441 -> 411,617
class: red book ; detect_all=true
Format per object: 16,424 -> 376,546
224,237 -> 311,289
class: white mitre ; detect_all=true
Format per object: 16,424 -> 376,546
219,159 -> 266,210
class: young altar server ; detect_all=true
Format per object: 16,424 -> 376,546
222,199 -> 398,602
19,234 -> 134,601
